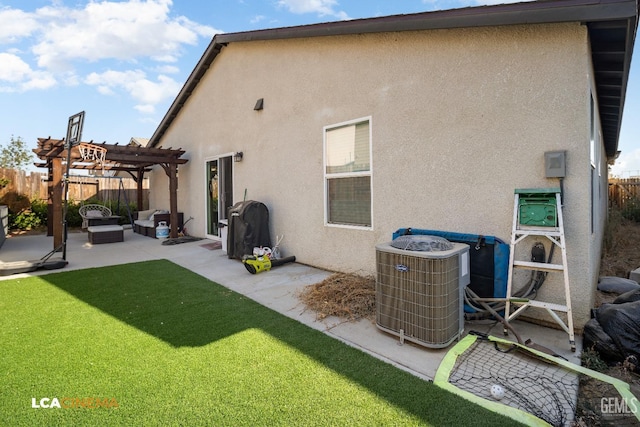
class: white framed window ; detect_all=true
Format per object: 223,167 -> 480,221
590,92 -> 597,168
324,117 -> 372,228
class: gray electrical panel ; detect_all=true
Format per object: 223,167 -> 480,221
545,151 -> 566,178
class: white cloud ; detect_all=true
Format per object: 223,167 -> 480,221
0,52 -> 31,82
0,1 -> 217,109
19,72 -> 57,90
31,1 -> 219,71
0,52 -> 56,91
61,72 -> 80,86
85,69 -> 182,114
135,104 -> 156,114
85,69 -> 146,87
251,15 -> 266,24
131,74 -> 182,106
0,7 -> 39,43
95,85 -> 115,96
277,0 -> 350,20
155,65 -> 180,74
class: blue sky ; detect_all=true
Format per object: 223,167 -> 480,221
0,0 -> 638,176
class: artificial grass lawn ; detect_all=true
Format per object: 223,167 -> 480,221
0,260 -> 521,426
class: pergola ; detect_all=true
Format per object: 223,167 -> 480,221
33,137 -> 188,250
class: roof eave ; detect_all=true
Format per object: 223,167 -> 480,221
148,0 -> 639,154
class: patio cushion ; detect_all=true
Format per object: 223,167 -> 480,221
149,209 -> 169,220
85,210 -> 104,218
137,209 -> 156,220
134,219 -> 155,228
87,225 -> 123,233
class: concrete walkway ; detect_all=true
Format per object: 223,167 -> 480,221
0,228 -> 582,380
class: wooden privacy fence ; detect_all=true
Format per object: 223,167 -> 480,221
65,176 -> 148,207
0,168 -> 149,208
0,168 -> 47,200
609,177 -> 640,209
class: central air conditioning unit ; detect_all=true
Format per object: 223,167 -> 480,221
375,236 -> 470,349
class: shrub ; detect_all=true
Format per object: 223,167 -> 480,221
3,193 -> 40,230
9,209 -> 41,230
65,202 -> 82,227
4,196 -> 137,231
581,346 -> 609,372
6,199 -> 86,230
621,198 -> 640,222
31,199 -> 48,225
603,207 -> 623,253
110,202 -> 137,224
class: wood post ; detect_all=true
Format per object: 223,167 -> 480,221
169,163 -> 179,238
47,164 -> 53,237
51,157 -> 63,250
137,170 -> 145,211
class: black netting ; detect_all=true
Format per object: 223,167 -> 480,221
443,337 -> 640,427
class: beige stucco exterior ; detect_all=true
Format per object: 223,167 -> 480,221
149,22 -> 609,329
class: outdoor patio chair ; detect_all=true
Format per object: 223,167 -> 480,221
79,204 -> 112,229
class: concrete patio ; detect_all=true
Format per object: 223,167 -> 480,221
0,227 -> 583,380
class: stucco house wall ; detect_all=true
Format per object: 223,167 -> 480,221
149,22 -> 606,329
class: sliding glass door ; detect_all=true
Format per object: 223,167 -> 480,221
206,156 -> 233,238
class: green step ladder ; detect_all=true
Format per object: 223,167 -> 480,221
505,188 -> 576,352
